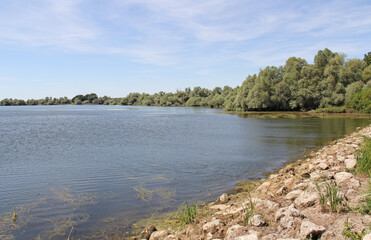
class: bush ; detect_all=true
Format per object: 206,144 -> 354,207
346,88 -> 371,113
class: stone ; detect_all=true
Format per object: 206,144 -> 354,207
348,178 -> 361,189
164,235 -> 179,240
318,162 -> 329,170
255,199 -> 280,212
210,204 -> 229,211
206,232 -> 213,240
257,181 -> 271,192
217,193 -> 229,204
294,190 -> 318,208
310,171 -> 322,180
225,225 -> 249,240
345,158 -> 357,169
363,233 -> 371,240
203,219 -> 222,234
149,230 -> 168,240
276,186 -> 288,195
334,172 -> 354,185
285,189 -> 303,201
139,225 -> 157,240
251,215 -> 266,227
299,221 -> 326,239
235,232 -> 259,240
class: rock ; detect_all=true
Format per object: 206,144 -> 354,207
255,199 -> 280,212
348,178 -> 361,188
334,172 -> 354,185
235,232 -> 259,240
318,162 -> 329,170
149,230 -> 168,240
210,204 -> 229,211
164,235 -> 179,240
251,215 -> 266,227
203,219 -> 222,234
294,190 -> 318,208
257,181 -> 271,192
225,225 -> 249,240
285,189 -> 303,201
139,225 -> 157,240
299,221 -> 326,239
345,158 -> 357,169
277,239 -> 300,240
206,232 -> 213,240
310,171 -> 322,180
276,186 -> 288,195
363,233 -> 371,240
276,204 -> 304,221
217,193 -> 229,204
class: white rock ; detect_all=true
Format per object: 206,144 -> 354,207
235,232 -> 258,240
318,163 -> 329,170
345,158 -> 357,169
149,230 -> 168,240
203,219 -> 222,234
334,172 -> 354,185
348,178 -> 361,189
299,221 -> 326,239
225,225 -> 249,240
257,181 -> 271,192
363,233 -> 371,240
294,191 -> 318,208
310,171 -> 322,180
210,204 -> 229,211
217,193 -> 229,204
250,215 -> 266,227
285,189 -> 303,201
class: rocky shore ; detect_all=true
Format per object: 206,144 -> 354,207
132,124 -> 371,240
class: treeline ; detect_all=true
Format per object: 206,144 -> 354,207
1,49 -> 370,112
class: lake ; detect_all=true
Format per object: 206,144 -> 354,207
0,105 -> 370,239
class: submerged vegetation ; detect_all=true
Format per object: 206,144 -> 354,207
1,50 -> 370,113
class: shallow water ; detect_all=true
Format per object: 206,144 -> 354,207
0,105 -> 369,239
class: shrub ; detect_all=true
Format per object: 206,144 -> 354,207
346,88 -> 371,113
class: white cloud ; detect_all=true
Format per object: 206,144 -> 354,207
0,0 -> 370,66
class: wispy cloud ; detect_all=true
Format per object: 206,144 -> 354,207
0,0 -> 370,66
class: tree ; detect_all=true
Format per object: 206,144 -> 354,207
364,52 -> 371,65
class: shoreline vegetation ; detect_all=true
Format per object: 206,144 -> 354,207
128,124 -> 371,240
1,49 -> 371,113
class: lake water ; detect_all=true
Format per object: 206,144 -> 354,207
0,105 -> 370,239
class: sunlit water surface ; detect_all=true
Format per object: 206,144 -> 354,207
0,105 -> 370,239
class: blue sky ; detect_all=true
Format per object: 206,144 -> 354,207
0,0 -> 370,99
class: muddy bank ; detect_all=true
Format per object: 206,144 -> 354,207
131,124 -> 371,240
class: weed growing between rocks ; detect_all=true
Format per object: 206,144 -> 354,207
243,191 -> 256,226
356,136 -> 371,176
177,203 -> 197,226
316,181 -> 343,213
342,218 -> 367,240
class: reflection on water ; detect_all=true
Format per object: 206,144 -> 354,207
0,105 -> 370,239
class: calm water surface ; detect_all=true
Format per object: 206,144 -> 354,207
0,105 -> 370,239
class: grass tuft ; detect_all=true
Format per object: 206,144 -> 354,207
177,203 -> 197,226
355,137 -> 371,176
316,181 -> 343,213
342,218 -> 366,240
243,190 -> 256,226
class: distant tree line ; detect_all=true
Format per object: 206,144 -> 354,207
1,49 -> 370,113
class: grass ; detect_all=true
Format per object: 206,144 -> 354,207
316,181 -> 343,213
355,136 -> 371,176
342,218 -> 366,240
177,203 -> 197,226
243,190 -> 256,226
